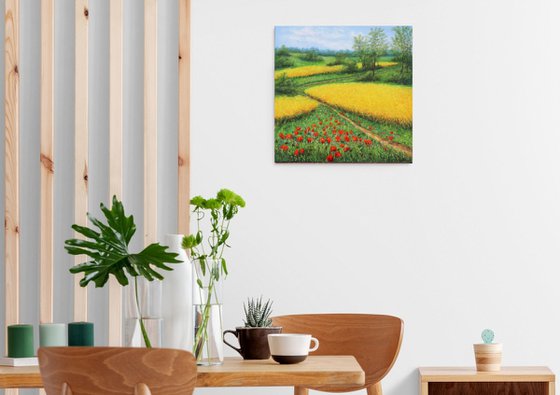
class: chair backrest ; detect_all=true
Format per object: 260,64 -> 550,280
272,314 -> 403,392
38,347 -> 197,395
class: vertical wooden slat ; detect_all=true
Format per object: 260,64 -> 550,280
5,2 -> 19,395
177,0 -> 190,235
40,0 -> 54,325
108,0 -> 123,346
4,0 -> 19,340
144,0 -> 157,245
74,0 -> 89,322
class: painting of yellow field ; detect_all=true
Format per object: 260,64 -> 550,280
274,26 -> 413,163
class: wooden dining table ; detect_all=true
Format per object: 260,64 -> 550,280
0,355 -> 365,389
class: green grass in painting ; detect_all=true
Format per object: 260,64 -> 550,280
274,105 -> 411,163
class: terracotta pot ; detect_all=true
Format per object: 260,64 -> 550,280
223,327 -> 282,360
474,343 -> 502,372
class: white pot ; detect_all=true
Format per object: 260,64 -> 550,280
161,234 -> 193,350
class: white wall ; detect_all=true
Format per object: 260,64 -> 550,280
191,0 -> 560,394
1,0 -> 560,395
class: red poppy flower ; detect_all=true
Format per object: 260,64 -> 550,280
389,136 -> 394,141
335,136 -> 341,142
390,131 -> 394,135
327,137 -> 332,143
300,149 -> 305,154
280,145 -> 289,151
335,152 -> 342,158
286,134 -> 292,139
320,138 -> 326,144
344,147 -> 351,152
307,137 -> 313,143
294,149 -> 299,156
297,136 -> 304,142
364,140 -> 372,146
330,146 -> 338,152
279,133 -> 285,139
352,136 -> 358,142
326,154 -> 334,162
344,136 -> 350,142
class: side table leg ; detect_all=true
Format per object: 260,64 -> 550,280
294,387 -> 308,395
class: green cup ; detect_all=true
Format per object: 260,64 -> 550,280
7,324 -> 34,358
68,322 -> 94,346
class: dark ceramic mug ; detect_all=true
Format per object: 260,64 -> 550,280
223,327 -> 282,360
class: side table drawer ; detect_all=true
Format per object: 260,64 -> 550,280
428,381 -> 548,395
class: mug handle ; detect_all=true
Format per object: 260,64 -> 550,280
223,330 -> 242,356
309,337 -> 319,352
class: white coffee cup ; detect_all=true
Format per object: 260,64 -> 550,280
268,333 -> 319,364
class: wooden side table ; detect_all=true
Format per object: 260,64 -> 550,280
419,367 -> 555,395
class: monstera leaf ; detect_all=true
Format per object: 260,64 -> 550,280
65,196 -> 181,288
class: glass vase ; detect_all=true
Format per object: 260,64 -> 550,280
124,276 -> 162,348
192,259 -> 224,365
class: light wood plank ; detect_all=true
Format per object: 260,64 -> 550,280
108,0 -> 123,347
4,0 -> 19,326
40,0 -> 55,325
420,382 -> 428,395
418,366 -> 555,383
177,0 -> 190,235
4,2 -> 19,394
144,0 -> 157,245
549,382 -> 555,395
74,0 -> 89,322
0,356 -> 366,389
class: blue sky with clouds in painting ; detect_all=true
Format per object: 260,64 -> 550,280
275,26 -> 400,51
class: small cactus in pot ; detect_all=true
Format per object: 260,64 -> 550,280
473,329 -> 502,372
223,297 -> 282,360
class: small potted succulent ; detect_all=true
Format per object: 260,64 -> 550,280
474,329 -> 502,372
223,297 -> 282,360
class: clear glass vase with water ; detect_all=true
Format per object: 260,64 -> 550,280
124,277 -> 162,348
193,259 -> 224,365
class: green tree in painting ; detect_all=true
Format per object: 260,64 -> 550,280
392,26 -> 413,79
353,28 -> 388,80
366,27 -> 388,78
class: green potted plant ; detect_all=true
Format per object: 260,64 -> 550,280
64,196 -> 181,348
182,188 -> 245,365
223,297 -> 282,360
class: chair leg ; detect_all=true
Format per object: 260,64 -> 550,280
367,382 -> 383,395
134,383 -> 152,395
294,386 -> 309,395
62,383 -> 73,395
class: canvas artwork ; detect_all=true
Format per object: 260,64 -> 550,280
274,26 -> 413,163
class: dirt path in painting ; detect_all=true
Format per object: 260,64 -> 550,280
309,98 -> 413,158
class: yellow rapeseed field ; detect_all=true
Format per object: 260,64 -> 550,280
305,83 -> 412,126
274,65 -> 344,79
356,61 -> 399,69
275,96 -> 319,120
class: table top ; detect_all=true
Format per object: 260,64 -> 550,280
419,366 -> 555,383
0,356 -> 365,389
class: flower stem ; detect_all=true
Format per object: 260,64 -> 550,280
134,276 -> 152,348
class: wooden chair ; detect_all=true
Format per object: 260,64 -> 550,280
272,314 -> 403,395
38,347 -> 197,395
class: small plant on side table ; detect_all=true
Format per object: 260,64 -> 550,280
223,297 -> 282,360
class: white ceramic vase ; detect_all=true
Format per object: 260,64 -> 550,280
161,234 -> 193,350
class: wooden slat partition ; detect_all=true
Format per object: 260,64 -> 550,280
74,0 -> 89,322
4,1 -> 19,394
40,0 -> 55,325
3,0 -> 191,355
108,0 -> 123,346
144,0 -> 157,245
178,0 -> 190,235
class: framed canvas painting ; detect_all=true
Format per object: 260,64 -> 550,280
274,26 -> 413,163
